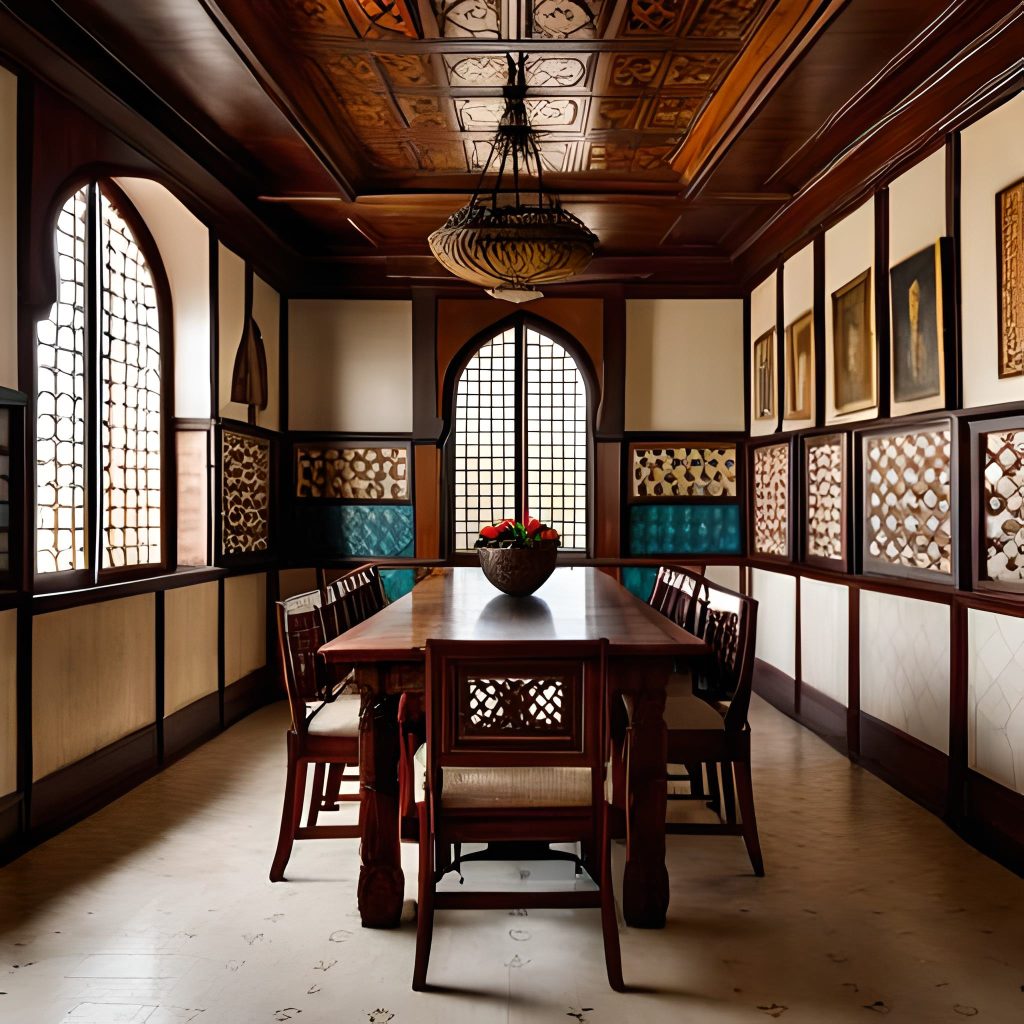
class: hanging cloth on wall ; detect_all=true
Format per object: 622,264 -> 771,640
230,265 -> 268,424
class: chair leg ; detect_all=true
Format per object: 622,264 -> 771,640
270,740 -> 306,883
705,761 -> 722,816
685,762 -> 704,798
306,763 -> 326,828
412,804 -> 435,991
734,758 -> 765,877
600,805 -> 625,992
322,763 -> 345,810
720,761 -> 737,825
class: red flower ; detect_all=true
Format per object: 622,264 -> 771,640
525,518 -> 543,536
479,524 -> 501,539
540,528 -> 559,542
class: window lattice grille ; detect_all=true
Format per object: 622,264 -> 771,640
36,187 -> 88,574
100,191 -> 162,569
453,327 -> 517,551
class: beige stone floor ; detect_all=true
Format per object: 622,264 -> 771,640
1,696 -> 1022,1023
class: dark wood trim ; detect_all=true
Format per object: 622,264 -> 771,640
163,690 -> 221,764
279,289 -> 289,433
217,576 -> 226,728
947,599 -> 968,821
0,792 -> 20,849
742,291 -> 751,441
847,585 -> 860,757
775,263 -> 785,434
596,288 -> 625,441
209,229 -> 219,421
752,658 -> 796,717
798,682 -> 848,756
28,723 -> 158,834
873,188 -> 891,421
858,711 -> 948,817
944,132 -> 964,412
223,666 -> 275,727
154,590 -> 165,764
411,288 -> 443,443
962,770 -> 1024,877
812,233 -> 826,428
793,573 -> 802,717
15,602 -> 32,830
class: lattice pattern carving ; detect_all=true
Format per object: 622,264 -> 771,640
999,179 -> 1024,378
463,676 -> 569,733
444,54 -> 587,87
983,429 -> 1024,582
689,0 -> 761,38
222,429 -> 270,554
753,443 -> 789,557
864,427 -> 951,575
295,445 -> 409,500
626,0 -> 686,34
664,52 -> 729,87
806,435 -> 844,562
631,446 -> 737,499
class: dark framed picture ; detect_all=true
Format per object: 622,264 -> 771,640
803,432 -> 847,571
784,310 -> 813,421
752,328 -> 775,421
997,177 -> 1024,379
890,239 -> 951,412
831,270 -> 876,415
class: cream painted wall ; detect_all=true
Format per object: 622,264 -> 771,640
115,177 -> 211,419
799,577 -> 849,707
218,243 -> 248,421
164,583 -> 219,715
0,68 -> 17,390
961,92 -> 1024,409
288,299 -> 413,433
624,299 -> 744,432
704,565 -> 741,591
749,271 -> 777,437
782,242 -> 815,431
32,595 -> 156,780
887,148 -> 948,417
0,610 -> 16,797
751,568 -> 796,677
252,274 -> 280,431
224,572 -> 267,685
824,199 -> 877,425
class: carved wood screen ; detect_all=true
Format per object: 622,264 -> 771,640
629,444 -> 737,500
973,416 -> 1024,594
295,444 -> 409,501
804,433 -> 846,569
220,424 -> 272,558
751,441 -> 790,558
862,421 -> 952,580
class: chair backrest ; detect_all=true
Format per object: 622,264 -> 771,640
690,580 -> 758,730
648,565 -> 705,632
331,564 -> 389,631
423,639 -> 608,810
275,589 -> 331,729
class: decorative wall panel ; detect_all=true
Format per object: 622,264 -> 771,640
176,429 -> 209,567
752,442 -> 789,557
689,0 -> 762,39
968,609 -> 1024,796
804,434 -> 845,565
221,428 -> 270,555
799,578 -> 849,707
750,569 -> 796,678
982,427 -> 1024,584
863,424 -> 951,577
628,504 -> 741,556
997,178 -> 1024,378
629,445 -> 737,499
432,0 -> 500,37
530,0 -> 602,39
860,590 -> 950,753
288,504 -> 415,562
295,444 -> 409,501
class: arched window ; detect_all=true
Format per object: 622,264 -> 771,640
35,180 -> 167,580
450,317 -> 592,553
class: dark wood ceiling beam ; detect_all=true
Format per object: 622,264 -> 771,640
293,36 -> 745,56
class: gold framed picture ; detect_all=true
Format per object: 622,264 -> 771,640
998,177 -> 1024,379
784,310 -> 813,420
753,327 -> 775,421
831,269 -> 876,415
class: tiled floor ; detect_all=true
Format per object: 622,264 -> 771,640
1,696 -> 1022,1023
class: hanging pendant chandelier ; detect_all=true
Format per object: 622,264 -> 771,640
428,54 -> 598,303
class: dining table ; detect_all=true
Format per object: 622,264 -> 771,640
318,565 -> 707,930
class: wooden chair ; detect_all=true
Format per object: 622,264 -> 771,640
269,589 -> 361,882
647,564 -> 704,631
413,639 -> 623,992
330,564 -> 389,631
653,579 -> 764,876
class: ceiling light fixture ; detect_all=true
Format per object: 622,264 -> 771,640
428,54 -> 598,304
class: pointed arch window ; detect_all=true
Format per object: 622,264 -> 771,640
35,181 -> 168,582
451,319 -> 591,553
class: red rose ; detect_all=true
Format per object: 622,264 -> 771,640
480,524 -> 501,539
525,518 -> 543,536
540,528 -> 559,542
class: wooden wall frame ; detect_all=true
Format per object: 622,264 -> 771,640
747,436 -> 793,563
801,431 -> 849,573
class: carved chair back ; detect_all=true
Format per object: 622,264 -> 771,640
648,565 -> 705,632
423,639 -> 608,812
275,589 -> 334,731
690,581 -> 758,730
330,564 -> 389,632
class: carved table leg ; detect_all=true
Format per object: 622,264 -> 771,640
617,657 -> 670,929
356,666 -> 405,929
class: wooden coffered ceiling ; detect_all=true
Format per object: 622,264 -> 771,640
4,0 -> 1020,291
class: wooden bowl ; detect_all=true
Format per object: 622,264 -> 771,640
477,546 -> 558,597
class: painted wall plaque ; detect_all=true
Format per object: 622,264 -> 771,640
998,178 -> 1024,379
753,327 -> 775,421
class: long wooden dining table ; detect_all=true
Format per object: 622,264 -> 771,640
318,565 -> 707,930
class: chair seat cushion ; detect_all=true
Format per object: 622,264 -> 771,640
665,673 -> 725,731
306,695 -> 362,738
413,745 -> 591,808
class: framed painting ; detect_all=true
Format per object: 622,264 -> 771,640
784,310 -> 813,421
890,239 -> 950,415
752,328 -> 775,422
998,177 -> 1024,379
831,270 -> 876,415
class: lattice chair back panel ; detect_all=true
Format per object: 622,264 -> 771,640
276,594 -> 331,728
650,566 -> 705,632
692,584 -> 757,728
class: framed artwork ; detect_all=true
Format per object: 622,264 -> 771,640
803,433 -> 846,570
784,310 -> 813,421
831,270 -> 876,415
219,423 -> 273,560
294,443 -> 410,502
997,177 -> 1024,379
751,440 -> 790,559
861,420 -> 953,581
890,239 -> 950,413
752,328 -> 775,421
628,443 -> 738,500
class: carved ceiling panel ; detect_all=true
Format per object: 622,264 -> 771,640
444,53 -> 591,88
529,0 -> 605,40
688,0 -> 763,39
432,0 -> 501,37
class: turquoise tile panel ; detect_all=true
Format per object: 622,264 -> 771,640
289,504 -> 415,562
628,504 -> 741,557
622,566 -> 657,602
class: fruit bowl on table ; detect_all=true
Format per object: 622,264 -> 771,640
475,518 -> 560,598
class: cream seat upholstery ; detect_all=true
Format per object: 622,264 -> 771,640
306,695 -> 362,738
413,744 -> 591,808
664,671 -> 725,730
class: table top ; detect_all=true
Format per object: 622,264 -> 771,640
319,566 -> 705,662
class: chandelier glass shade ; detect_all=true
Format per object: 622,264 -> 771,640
428,55 -> 598,302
